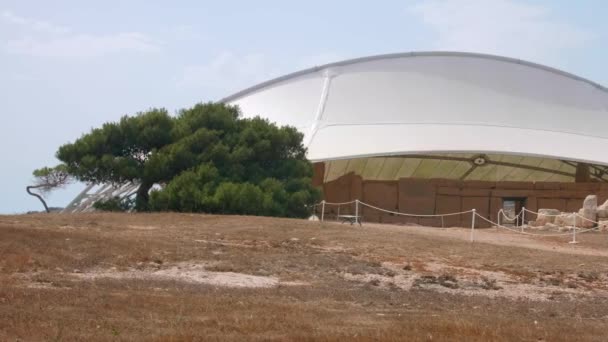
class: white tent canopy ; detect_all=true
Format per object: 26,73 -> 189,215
223,52 -> 608,166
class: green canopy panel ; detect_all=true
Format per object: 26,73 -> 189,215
323,154 -> 606,183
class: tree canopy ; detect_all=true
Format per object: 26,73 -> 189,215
54,102 -> 319,217
27,165 -> 72,213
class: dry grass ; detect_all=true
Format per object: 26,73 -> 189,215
1,213 -> 608,341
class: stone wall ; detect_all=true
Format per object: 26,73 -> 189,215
321,175 -> 608,228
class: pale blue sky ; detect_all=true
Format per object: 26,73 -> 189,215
1,0 -> 607,213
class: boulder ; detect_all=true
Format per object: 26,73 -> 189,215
597,208 -> 608,219
555,213 -> 575,227
577,208 -> 596,228
533,215 -> 551,226
583,195 -> 598,211
532,222 -> 557,231
535,209 -> 560,225
598,220 -> 608,232
545,222 -> 558,230
308,215 -> 320,221
538,208 -> 561,216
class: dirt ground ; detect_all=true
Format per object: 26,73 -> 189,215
2,213 -> 608,341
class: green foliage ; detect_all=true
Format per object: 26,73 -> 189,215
93,197 -> 134,212
57,108 -> 174,185
31,164 -> 72,193
149,164 -> 317,217
56,102 -> 320,217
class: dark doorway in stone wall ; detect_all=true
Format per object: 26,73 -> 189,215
502,197 -> 527,224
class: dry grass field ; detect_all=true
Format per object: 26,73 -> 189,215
2,213 -> 608,341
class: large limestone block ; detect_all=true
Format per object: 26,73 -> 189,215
597,209 -> 608,219
538,208 -> 561,216
534,214 -> 551,226
598,220 -> 608,232
545,222 -> 558,230
583,195 -> 598,211
577,208 -> 596,228
535,209 -> 560,225
599,199 -> 608,209
555,213 -> 575,227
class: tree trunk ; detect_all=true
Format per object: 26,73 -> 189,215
135,181 -> 153,211
26,185 -> 50,213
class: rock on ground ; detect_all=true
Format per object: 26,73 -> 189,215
534,209 -> 561,226
583,195 -> 598,211
578,208 -> 596,228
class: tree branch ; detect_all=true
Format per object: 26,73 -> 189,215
26,185 -> 50,213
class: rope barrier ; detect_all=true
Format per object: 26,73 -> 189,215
477,213 -> 571,236
357,200 -> 473,217
321,200 -> 358,206
313,199 -> 599,243
574,212 -> 602,225
523,207 -> 603,225
498,208 -> 526,232
522,207 -> 563,217
475,212 -> 596,237
498,208 -> 522,222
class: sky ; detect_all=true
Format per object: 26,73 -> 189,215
1,0 -> 607,214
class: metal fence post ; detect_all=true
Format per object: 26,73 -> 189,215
570,212 -> 578,244
355,200 -> 359,224
470,209 -> 476,242
497,209 -> 501,228
520,207 -> 525,233
321,200 -> 326,222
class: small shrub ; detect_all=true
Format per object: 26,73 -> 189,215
577,271 -> 599,282
413,275 -> 438,288
480,276 -> 502,290
438,274 -> 459,289
93,197 -> 134,212
384,270 -> 396,277
369,279 -> 381,286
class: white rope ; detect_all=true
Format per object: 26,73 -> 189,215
574,212 -> 602,225
358,200 -> 473,217
314,199 -> 472,218
498,208 -> 523,221
322,200 -> 357,206
314,199 -> 601,236
522,207 -> 563,217
475,213 -> 595,237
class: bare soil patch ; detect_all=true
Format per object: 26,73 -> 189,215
2,213 -> 608,341
70,262 -> 307,288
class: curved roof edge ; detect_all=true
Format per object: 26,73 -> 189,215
221,51 -> 608,103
